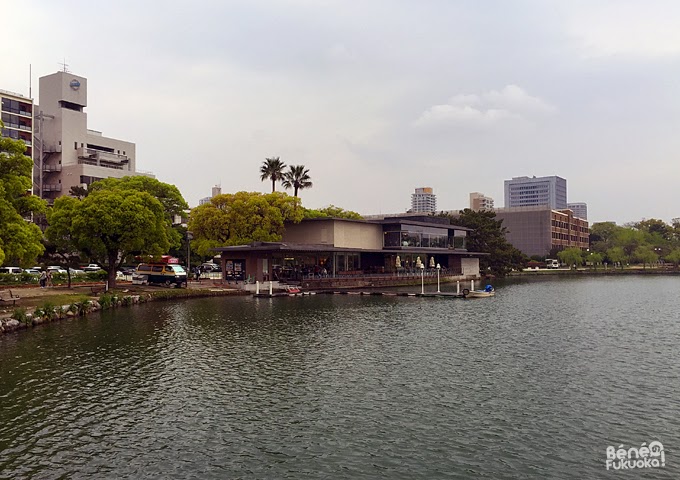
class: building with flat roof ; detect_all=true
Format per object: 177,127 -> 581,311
1,89 -> 34,183
469,192 -> 494,211
411,187 -> 437,213
504,175 -> 567,209
495,206 -> 589,257
34,71 -> 152,202
214,216 -> 484,284
199,185 -> 222,206
567,202 -> 588,221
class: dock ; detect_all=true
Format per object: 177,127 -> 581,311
253,290 -> 467,298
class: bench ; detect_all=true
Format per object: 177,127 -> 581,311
90,284 -> 107,295
0,290 -> 20,306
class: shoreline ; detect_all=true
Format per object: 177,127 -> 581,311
510,268 -> 680,276
0,283 -> 248,337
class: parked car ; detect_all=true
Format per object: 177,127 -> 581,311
201,262 -> 221,272
23,268 -> 42,275
0,267 -> 22,274
82,264 -> 102,272
69,268 -> 86,276
46,266 -> 68,275
120,266 -> 136,275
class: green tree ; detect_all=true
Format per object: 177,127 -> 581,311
606,246 -> 627,269
633,245 -> 658,269
88,176 -> 189,250
259,157 -> 286,193
46,189 -> 170,287
282,165 -> 313,198
586,251 -> 604,269
0,121 -> 46,266
664,248 -> 680,267
69,185 -> 88,199
44,196 -> 83,287
188,191 -> 303,256
303,205 -> 362,220
557,247 -> 584,269
447,209 -> 527,276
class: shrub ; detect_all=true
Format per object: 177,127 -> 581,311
10,307 -> 29,325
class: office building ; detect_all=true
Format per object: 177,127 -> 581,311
469,192 -> 494,211
504,176 -> 567,209
1,89 -> 34,181
567,202 -> 588,221
199,185 -> 222,206
411,187 -> 437,213
34,71 -> 152,202
495,206 -> 589,257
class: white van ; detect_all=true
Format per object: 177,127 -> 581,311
545,259 -> 560,269
0,267 -> 22,274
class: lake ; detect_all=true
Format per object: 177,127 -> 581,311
0,276 -> 677,479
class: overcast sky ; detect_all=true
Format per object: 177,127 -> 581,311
4,0 -> 680,224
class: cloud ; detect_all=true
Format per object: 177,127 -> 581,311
413,85 -> 556,129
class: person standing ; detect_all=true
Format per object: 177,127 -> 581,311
39,270 -> 47,288
46,270 -> 53,287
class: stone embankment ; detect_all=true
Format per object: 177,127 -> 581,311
0,288 -> 247,336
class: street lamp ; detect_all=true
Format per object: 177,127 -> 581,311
436,263 -> 441,293
420,263 -> 425,295
186,231 -> 193,274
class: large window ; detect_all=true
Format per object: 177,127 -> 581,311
383,225 -> 453,249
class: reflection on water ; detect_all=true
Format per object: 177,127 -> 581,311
1,276 -> 678,479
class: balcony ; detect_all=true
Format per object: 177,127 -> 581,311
43,164 -> 62,172
77,147 -> 129,165
43,184 -> 62,192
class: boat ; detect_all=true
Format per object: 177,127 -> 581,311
463,285 -> 495,298
465,289 -> 495,298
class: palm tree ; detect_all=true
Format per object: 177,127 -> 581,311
282,165 -> 313,197
260,157 -> 286,192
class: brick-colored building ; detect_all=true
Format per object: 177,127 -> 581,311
495,206 -> 589,257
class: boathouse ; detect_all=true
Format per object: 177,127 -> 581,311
213,216 -> 485,285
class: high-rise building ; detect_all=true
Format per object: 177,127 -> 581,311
504,175 -> 567,209
567,202 -> 588,221
33,71 -> 152,202
199,185 -> 222,205
411,187 -> 437,213
469,192 -> 494,211
1,89 -> 34,185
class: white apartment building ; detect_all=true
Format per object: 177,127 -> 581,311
567,202 -> 588,221
469,192 -> 494,211
199,185 -> 222,206
411,187 -> 437,213
34,71 -> 152,202
504,175 -> 567,209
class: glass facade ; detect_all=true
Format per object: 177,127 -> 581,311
383,225 -> 466,250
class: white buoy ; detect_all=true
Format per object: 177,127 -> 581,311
269,281 -> 273,295
456,281 -> 460,294
471,280 -> 474,291
256,281 -> 260,295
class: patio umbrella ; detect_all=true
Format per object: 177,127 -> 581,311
395,255 -> 402,268
429,256 -> 435,268
415,256 -> 422,268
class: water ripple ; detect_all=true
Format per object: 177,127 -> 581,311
1,277 -> 678,479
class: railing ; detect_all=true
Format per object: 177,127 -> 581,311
43,184 -> 62,192
77,158 -> 124,170
77,147 -> 128,163
43,164 -> 62,172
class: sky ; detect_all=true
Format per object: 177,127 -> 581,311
4,0 -> 680,224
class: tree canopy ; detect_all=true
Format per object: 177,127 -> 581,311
447,209 -> 527,276
282,165 -> 313,197
0,121 -> 46,266
303,205 -> 362,220
557,247 -> 584,268
259,157 -> 286,193
188,191 -> 303,256
45,177 -> 185,286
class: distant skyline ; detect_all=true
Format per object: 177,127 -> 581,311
4,0 -> 680,224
